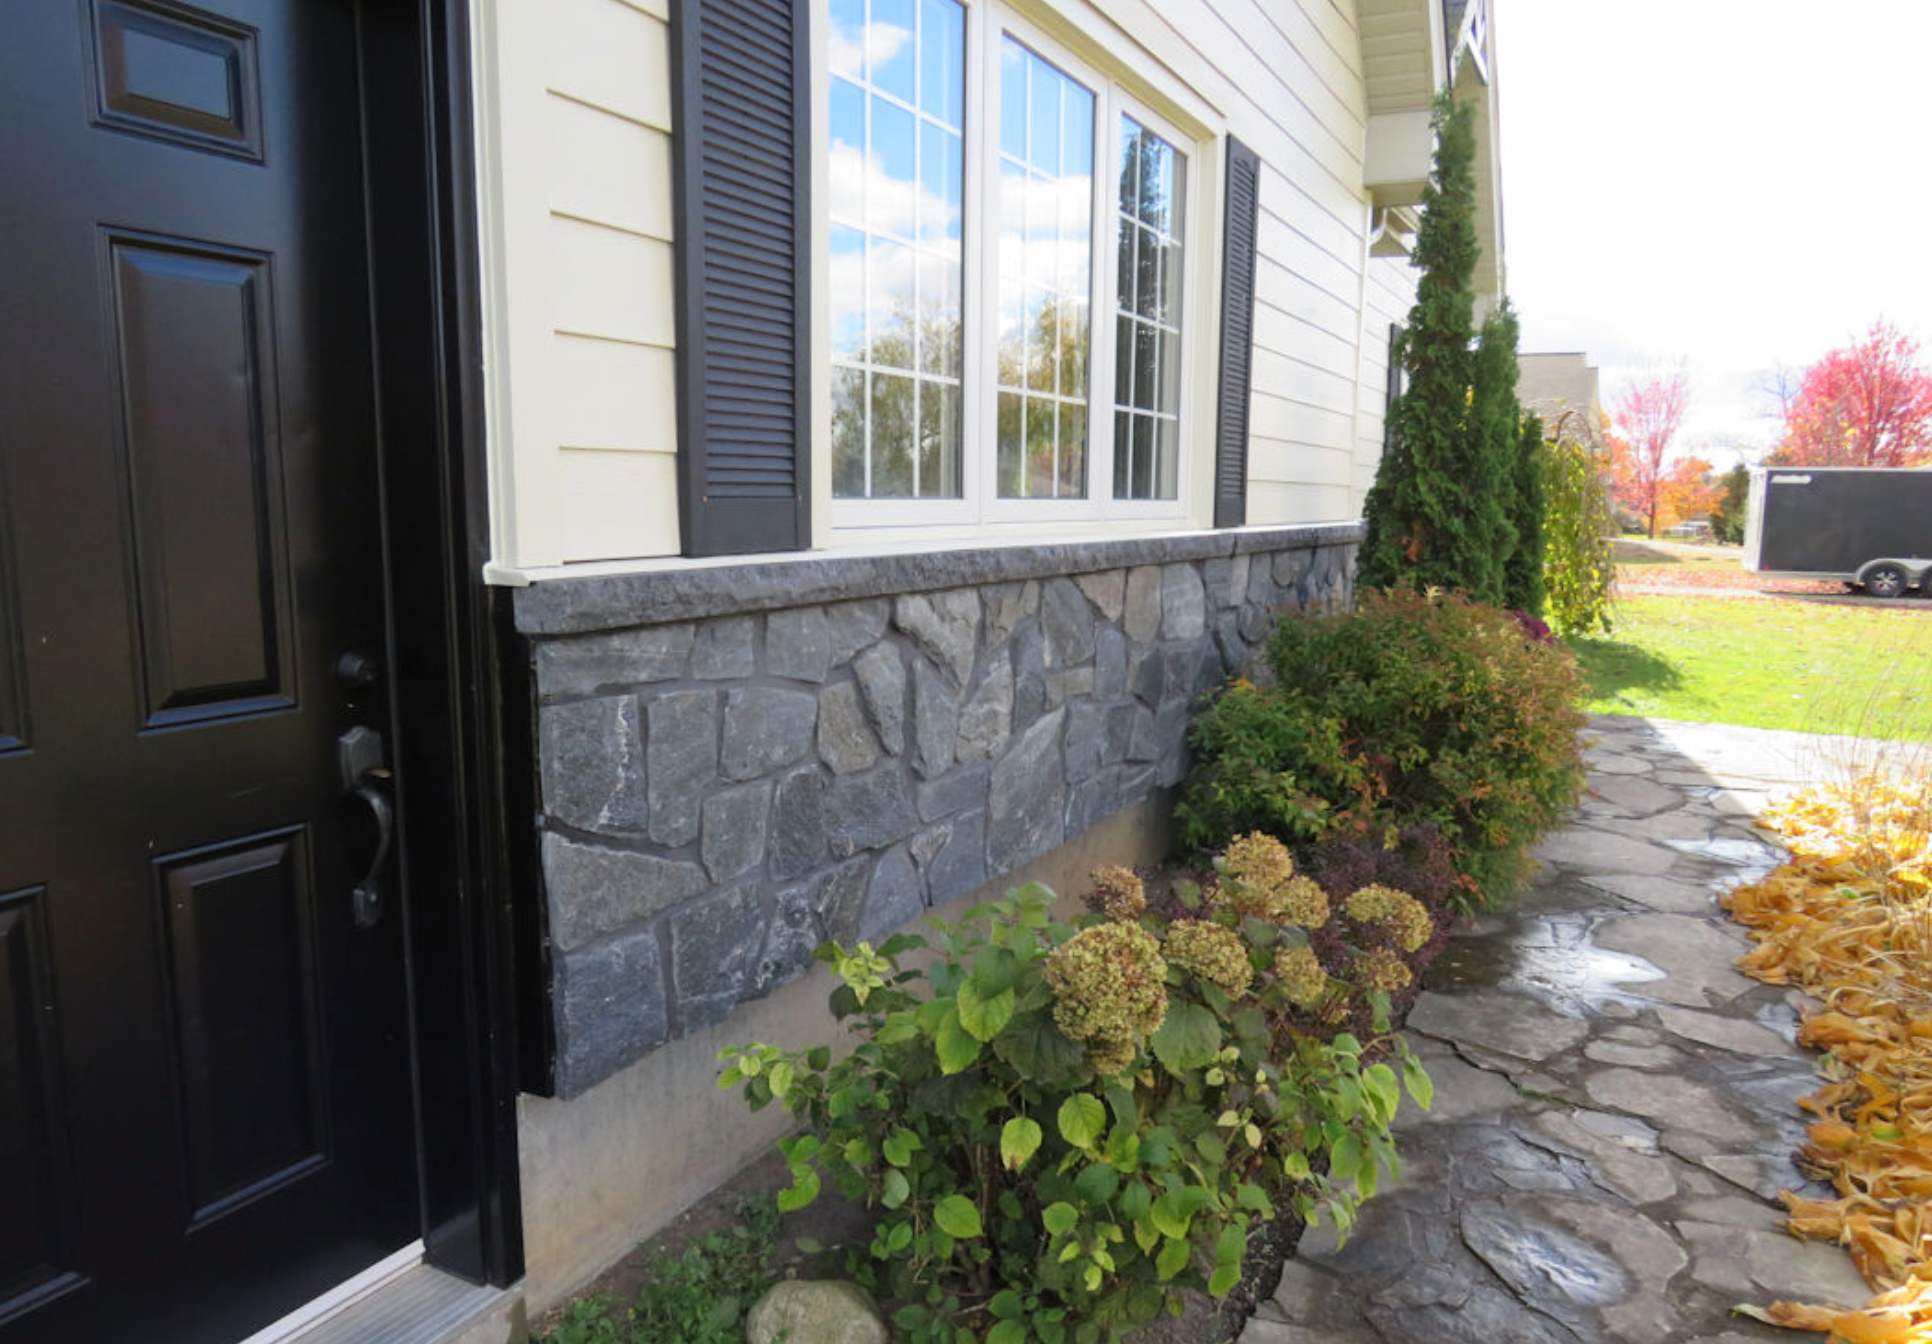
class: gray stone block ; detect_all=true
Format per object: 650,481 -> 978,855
1155,699 -> 1192,785
1239,601 -> 1274,644
861,844 -> 924,942
1067,768 -> 1122,837
894,589 -> 980,690
1131,648 -> 1164,706
987,709 -> 1065,876
1065,700 -> 1107,785
691,615 -> 757,679
537,623 -> 694,699
1010,621 -> 1047,728
770,768 -> 827,880
1123,565 -> 1162,643
1119,765 -> 1156,805
1161,564 -> 1206,640
1125,705 -> 1160,762
670,881 -> 763,1014
540,695 -> 647,836
825,765 -> 918,858
553,924 -> 666,1098
1102,703 -> 1135,767
1247,552 -> 1276,606
1162,641 -> 1203,707
702,781 -> 771,881
818,680 -> 882,775
1093,626 -> 1127,700
1075,568 -> 1126,621
762,857 -> 872,990
1273,548 -> 1310,587
825,598 -> 889,665
542,832 -> 709,950
767,607 -> 833,682
955,650 -> 1013,764
853,642 -> 907,755
910,823 -> 950,870
1202,556 -> 1235,611
910,658 -> 959,779
982,580 -> 1039,648
646,689 -> 718,847
916,762 -> 989,822
1041,576 -> 1096,667
926,808 -> 987,905
721,686 -> 817,780
1212,611 -> 1247,676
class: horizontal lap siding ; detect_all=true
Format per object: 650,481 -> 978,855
546,0 -> 681,561
1352,255 -> 1414,508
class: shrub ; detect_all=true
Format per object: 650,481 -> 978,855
1541,428 -> 1617,638
1177,589 -> 1587,909
721,843 -> 1432,1344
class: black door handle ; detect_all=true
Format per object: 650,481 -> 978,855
348,781 -> 394,929
338,725 -> 392,929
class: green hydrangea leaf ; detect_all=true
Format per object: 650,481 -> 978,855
934,1194 -> 983,1239
1042,1202 -> 1080,1236
935,1008 -> 983,1075
1154,1236 -> 1190,1281
957,979 -> 1016,1044
1000,1116 -> 1043,1172
882,1168 -> 910,1208
1150,1003 -> 1221,1072
1058,1094 -> 1106,1149
1402,1052 -> 1435,1110
1073,1163 -> 1120,1206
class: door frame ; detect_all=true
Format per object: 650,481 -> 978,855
355,0 -> 527,1289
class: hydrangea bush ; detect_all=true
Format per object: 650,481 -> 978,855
721,837 -> 1434,1344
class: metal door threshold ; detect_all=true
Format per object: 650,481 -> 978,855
281,1263 -> 521,1344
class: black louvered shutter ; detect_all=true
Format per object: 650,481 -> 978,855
670,0 -> 811,556
1213,137 -> 1261,529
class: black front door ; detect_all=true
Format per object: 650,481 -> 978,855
0,3 -> 419,1340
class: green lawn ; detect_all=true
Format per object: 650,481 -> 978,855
1571,594 -> 1932,740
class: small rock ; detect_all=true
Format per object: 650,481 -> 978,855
745,1280 -> 886,1344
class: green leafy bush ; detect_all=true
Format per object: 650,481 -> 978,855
721,842 -> 1431,1344
1177,589 -> 1586,907
1541,429 -> 1617,638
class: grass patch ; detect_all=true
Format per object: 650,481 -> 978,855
1611,538 -> 1743,569
1572,594 -> 1932,739
532,1198 -> 780,1344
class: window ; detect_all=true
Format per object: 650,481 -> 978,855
824,0 -> 1198,524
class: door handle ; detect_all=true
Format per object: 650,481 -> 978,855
337,725 -> 393,929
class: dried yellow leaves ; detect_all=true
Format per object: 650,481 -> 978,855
1724,775 -> 1932,1342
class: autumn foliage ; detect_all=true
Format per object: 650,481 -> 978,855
1608,366 -> 1691,537
1773,321 -> 1932,469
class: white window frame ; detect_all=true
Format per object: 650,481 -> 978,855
824,0 -> 1201,535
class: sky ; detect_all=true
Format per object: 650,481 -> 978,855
1496,0 -> 1932,465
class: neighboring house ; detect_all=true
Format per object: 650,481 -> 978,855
0,2 -> 1503,1343
1519,351 -> 1608,453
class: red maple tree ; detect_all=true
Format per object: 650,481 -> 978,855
1656,456 -> 1722,531
1609,365 -> 1692,537
1773,320 -> 1932,467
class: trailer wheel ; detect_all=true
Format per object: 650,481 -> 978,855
1862,563 -> 1909,599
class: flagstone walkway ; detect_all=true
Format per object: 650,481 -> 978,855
1241,714 -> 1884,1344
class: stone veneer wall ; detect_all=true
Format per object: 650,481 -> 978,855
511,524 -> 1361,1096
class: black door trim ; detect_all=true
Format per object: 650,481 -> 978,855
356,0 -> 524,1289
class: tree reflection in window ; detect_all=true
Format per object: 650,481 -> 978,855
828,0 -> 966,499
995,38 -> 1093,499
1113,116 -> 1184,501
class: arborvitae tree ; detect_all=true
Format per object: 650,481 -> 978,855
1707,462 -> 1749,544
1359,95 -> 1527,607
1505,410 -> 1546,615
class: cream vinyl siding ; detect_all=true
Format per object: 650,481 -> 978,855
475,0 -> 1436,572
474,0 -> 683,571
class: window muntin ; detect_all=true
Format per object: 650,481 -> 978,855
1112,115 -> 1185,500
828,0 -> 967,499
993,38 -> 1093,500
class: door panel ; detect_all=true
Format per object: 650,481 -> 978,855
0,2 -> 419,1340
109,234 -> 292,726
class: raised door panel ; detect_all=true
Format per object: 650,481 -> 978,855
91,0 -> 264,160
156,830 -> 326,1227
0,889 -> 78,1323
108,235 -> 293,729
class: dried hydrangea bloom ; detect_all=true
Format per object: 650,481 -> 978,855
1084,1032 -> 1137,1077
1272,943 -> 1329,1010
1043,922 -> 1169,1055
1357,946 -> 1412,994
1090,864 -> 1146,922
1213,833 -> 1331,929
1163,920 -> 1254,999
1345,884 -> 1433,954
